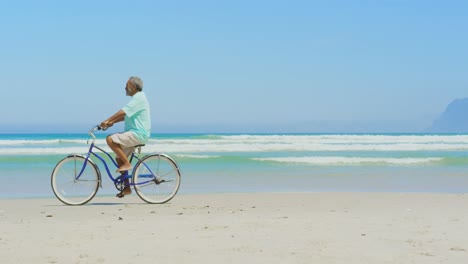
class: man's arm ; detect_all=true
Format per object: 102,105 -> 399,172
100,110 -> 125,129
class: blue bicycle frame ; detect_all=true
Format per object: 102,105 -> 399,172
74,127 -> 157,188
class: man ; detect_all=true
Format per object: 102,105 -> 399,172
100,76 -> 151,198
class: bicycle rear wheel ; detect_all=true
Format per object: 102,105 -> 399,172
132,154 -> 181,204
51,155 -> 100,205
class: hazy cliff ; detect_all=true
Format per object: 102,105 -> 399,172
427,98 -> 468,133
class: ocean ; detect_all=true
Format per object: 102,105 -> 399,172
1,132 -> 468,199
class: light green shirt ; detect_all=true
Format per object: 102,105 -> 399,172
122,92 -> 151,143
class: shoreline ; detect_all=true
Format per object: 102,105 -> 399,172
2,187 -> 468,201
1,192 -> 468,263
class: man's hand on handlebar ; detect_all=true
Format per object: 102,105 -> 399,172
100,121 -> 113,130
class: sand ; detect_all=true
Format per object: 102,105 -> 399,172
1,192 -> 468,264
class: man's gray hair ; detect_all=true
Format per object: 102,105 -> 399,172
129,76 -> 143,91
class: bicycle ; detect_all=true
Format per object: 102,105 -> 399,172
51,126 -> 181,205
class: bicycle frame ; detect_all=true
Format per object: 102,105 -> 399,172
74,127 -> 148,187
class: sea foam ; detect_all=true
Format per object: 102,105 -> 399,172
252,156 -> 443,165
2,134 -> 468,155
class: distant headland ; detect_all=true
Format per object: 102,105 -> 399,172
427,98 -> 468,133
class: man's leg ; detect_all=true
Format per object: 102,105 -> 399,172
106,136 -> 132,172
115,157 -> 132,196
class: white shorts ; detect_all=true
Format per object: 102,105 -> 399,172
110,131 -> 143,157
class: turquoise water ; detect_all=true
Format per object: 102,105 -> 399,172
1,133 -> 468,198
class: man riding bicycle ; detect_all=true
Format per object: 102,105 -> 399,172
100,76 -> 151,198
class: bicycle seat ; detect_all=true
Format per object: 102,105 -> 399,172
134,144 -> 145,148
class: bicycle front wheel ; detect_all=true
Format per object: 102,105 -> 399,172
51,155 -> 100,205
132,154 -> 181,204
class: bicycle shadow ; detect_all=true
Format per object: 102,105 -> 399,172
45,201 -> 146,207
88,202 -> 126,206
87,201 -> 150,206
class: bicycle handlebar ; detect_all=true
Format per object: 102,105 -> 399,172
88,125 -> 107,144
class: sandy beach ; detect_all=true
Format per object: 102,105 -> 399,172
1,192 -> 467,263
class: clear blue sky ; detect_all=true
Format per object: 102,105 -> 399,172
1,0 -> 467,133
